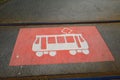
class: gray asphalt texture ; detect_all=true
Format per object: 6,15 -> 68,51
0,0 -> 120,23
0,24 -> 120,77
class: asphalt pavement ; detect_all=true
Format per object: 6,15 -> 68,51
0,0 -> 120,23
0,23 -> 120,78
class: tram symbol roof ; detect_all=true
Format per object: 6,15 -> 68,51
61,28 -> 72,34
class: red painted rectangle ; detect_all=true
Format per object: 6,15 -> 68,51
41,37 -> 46,49
75,36 -> 81,48
9,26 -> 114,66
66,36 -> 74,43
57,36 -> 65,43
48,37 -> 55,43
